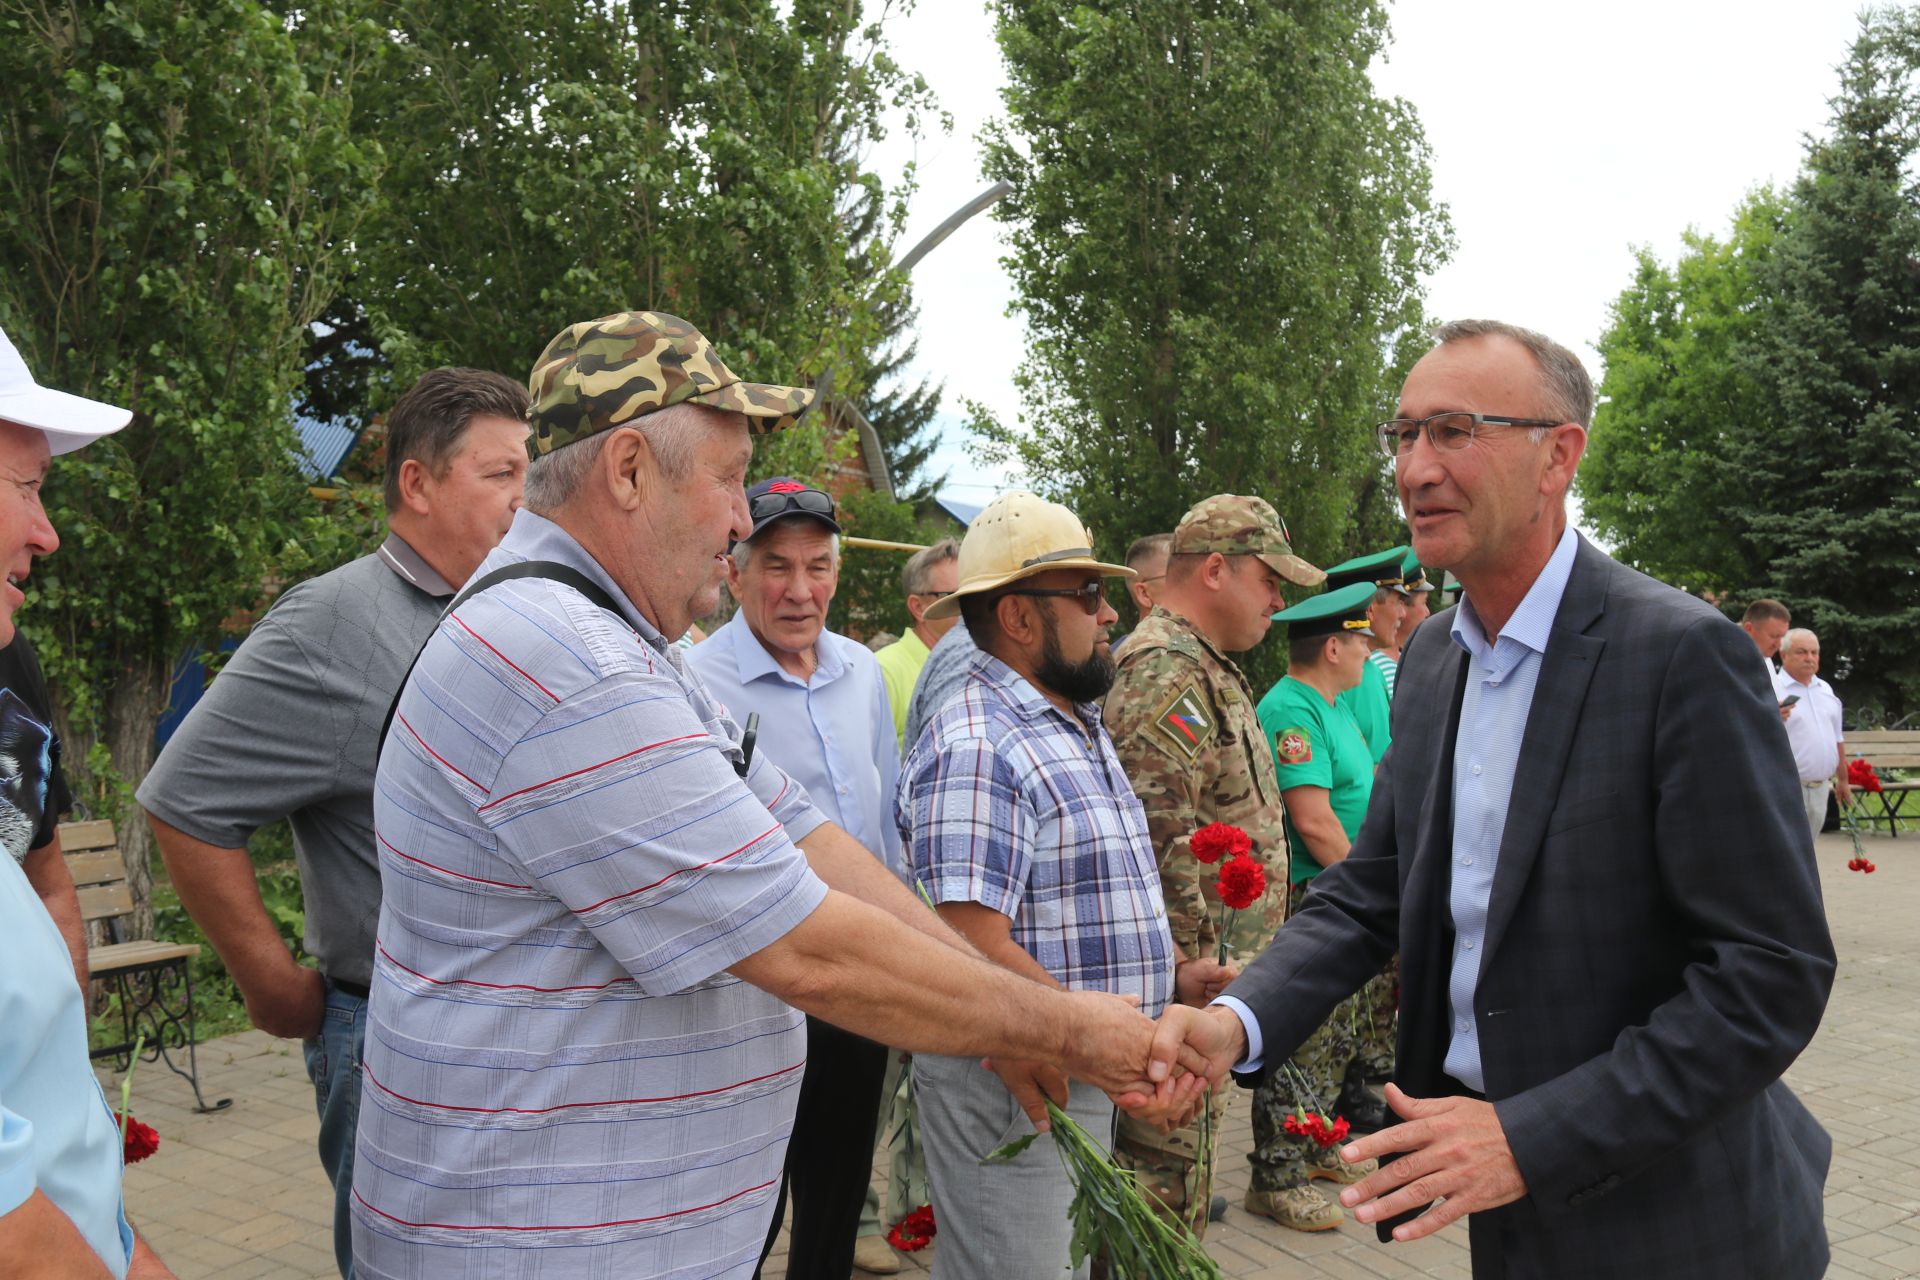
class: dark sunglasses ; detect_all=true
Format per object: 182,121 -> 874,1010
1008,581 -> 1107,616
749,488 -> 836,523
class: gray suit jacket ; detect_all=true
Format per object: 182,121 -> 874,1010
1229,536 -> 1834,1279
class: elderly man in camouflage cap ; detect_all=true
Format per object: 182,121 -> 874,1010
353,312 -> 1214,1279
1102,494 -> 1325,1237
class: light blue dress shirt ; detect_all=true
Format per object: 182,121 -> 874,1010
1216,525 -> 1579,1081
688,613 -> 904,876
0,856 -> 133,1278
1442,524 -> 1578,1091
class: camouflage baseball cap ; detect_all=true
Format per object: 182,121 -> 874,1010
527,310 -> 815,459
1170,494 -> 1325,587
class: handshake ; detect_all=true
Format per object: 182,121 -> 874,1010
985,957 -> 1254,1134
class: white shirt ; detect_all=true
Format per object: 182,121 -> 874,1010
1772,669 -> 1843,783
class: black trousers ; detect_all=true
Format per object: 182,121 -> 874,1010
755,1016 -> 889,1280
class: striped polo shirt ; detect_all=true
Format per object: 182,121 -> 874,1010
352,510 -> 830,1279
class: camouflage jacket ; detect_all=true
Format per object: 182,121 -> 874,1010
1104,607 -> 1291,963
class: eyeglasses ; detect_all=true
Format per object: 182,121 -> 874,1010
1375,412 -> 1563,459
1008,581 -> 1108,615
749,487 -> 836,523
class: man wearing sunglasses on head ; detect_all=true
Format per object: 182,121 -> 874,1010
685,476 -> 901,1280
896,492 -> 1187,1279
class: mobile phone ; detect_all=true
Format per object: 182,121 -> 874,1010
735,712 -> 760,778
1780,694 -> 1802,708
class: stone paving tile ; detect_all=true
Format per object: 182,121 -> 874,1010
108,833 -> 1918,1277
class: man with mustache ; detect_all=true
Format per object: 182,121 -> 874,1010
897,491 -> 1184,1280
352,318 -> 1212,1279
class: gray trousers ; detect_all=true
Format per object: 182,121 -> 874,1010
1801,779 -> 1831,842
914,1051 -> 1114,1280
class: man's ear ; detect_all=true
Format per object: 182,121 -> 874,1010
599,427 -> 651,512
393,457 -> 434,517
1201,552 -> 1230,591
906,593 -> 929,627
1541,423 -> 1589,501
724,552 -> 746,603
996,592 -> 1040,648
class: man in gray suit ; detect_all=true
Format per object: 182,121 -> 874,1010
1169,320 -> 1835,1278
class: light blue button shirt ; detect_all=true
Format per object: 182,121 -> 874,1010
1442,524 -> 1579,1091
1217,526 -> 1581,1076
688,614 -> 904,876
0,857 -> 133,1278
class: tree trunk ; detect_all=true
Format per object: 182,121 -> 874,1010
58,650 -> 171,940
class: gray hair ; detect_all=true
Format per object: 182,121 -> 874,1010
902,538 -> 960,596
523,401 -> 707,513
1781,627 -> 1819,656
1433,319 -> 1596,429
731,522 -> 840,571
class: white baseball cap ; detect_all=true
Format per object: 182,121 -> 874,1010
0,324 -> 131,454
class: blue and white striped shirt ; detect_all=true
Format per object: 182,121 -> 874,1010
899,652 -> 1175,1017
354,509 -> 831,1279
1442,524 -> 1579,1091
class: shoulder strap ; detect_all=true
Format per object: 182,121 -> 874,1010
377,560 -> 625,763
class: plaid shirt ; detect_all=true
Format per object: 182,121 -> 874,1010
898,652 -> 1175,1017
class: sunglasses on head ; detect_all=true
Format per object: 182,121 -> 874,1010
1008,580 -> 1107,615
749,487 -> 835,524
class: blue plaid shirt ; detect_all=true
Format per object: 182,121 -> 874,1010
898,651 -> 1175,1017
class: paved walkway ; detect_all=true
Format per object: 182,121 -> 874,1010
113,831 -> 1919,1277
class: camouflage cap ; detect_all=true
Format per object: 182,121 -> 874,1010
527,310 -> 815,459
1170,494 -> 1325,587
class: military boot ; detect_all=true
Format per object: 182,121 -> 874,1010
1243,1183 -> 1344,1232
1307,1145 -> 1379,1185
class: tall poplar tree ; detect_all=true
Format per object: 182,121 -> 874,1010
974,0 -> 1449,677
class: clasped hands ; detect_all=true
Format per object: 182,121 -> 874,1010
987,957 -> 1241,1134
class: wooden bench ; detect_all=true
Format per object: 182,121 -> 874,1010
65,819 -> 230,1113
1844,730 -> 1920,837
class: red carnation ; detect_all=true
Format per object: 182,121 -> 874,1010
120,1115 -> 159,1164
887,1204 -> 936,1252
1847,758 -> 1883,793
1215,853 -> 1267,911
1281,1108 -> 1349,1147
1189,822 -> 1251,865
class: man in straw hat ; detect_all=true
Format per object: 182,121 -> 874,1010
896,490 -> 1207,1280
352,314 -> 1213,1278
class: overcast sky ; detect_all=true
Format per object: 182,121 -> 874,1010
866,1 -> 1880,506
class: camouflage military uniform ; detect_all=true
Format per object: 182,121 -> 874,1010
1103,606 -> 1294,1235
1246,882 -> 1374,1192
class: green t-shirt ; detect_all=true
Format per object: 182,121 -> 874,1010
1337,654 -> 1393,764
1257,675 -> 1376,884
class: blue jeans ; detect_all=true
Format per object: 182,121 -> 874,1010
302,979 -> 368,1280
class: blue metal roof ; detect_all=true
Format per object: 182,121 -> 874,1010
934,494 -> 984,528
292,413 -> 362,482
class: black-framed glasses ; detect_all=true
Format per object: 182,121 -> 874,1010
1008,581 -> 1107,616
749,487 -> 836,523
1375,412 -> 1563,459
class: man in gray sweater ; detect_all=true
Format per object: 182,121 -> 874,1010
138,368 -> 530,1278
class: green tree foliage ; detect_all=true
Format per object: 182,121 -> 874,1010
1734,10 -> 1920,720
0,0 -> 382,930
1580,11 -> 1920,720
1578,191 -> 1788,596
350,0 -> 935,481
973,0 -> 1447,685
